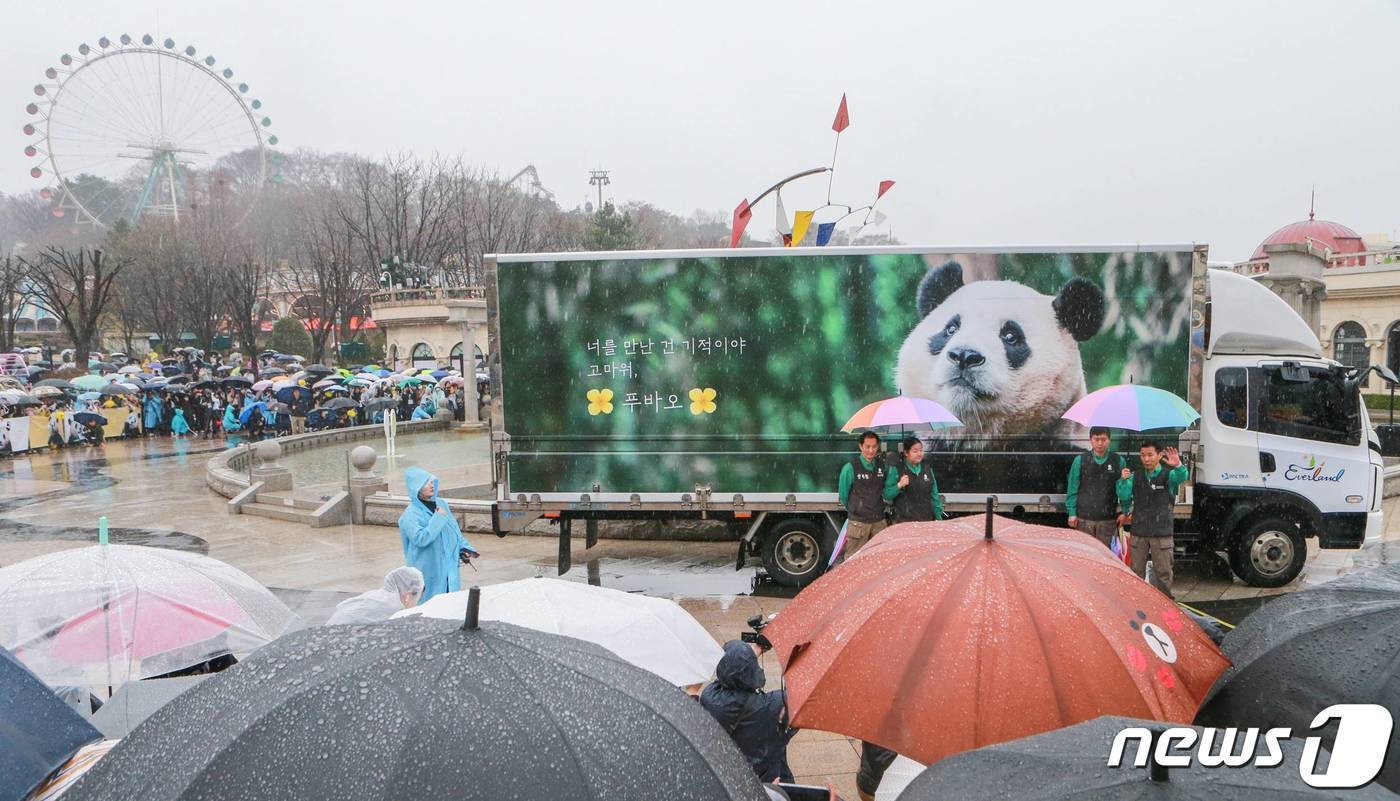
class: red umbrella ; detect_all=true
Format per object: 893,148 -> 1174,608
764,511 -> 1230,766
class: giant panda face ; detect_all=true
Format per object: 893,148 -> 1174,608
895,261 -> 1105,435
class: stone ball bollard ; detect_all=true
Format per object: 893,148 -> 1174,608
253,439 -> 282,467
350,445 -> 378,478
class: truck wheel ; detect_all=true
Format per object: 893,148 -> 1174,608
1228,516 -> 1306,588
760,519 -> 828,587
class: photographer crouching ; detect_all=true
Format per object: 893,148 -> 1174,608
699,615 -> 797,784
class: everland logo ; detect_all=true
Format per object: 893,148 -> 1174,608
1108,704 -> 1393,788
1283,455 -> 1345,483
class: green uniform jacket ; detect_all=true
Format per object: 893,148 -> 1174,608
838,455 -> 900,508
1116,463 -> 1189,513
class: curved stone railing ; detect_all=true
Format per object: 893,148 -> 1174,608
205,418 -> 450,499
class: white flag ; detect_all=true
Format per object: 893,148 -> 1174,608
775,189 -> 793,236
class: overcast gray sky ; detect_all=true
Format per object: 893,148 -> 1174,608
6,0 -> 1399,261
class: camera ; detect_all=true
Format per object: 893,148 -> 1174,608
740,613 -> 773,651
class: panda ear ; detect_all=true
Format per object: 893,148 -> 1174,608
1053,277 -> 1106,342
917,261 -> 964,319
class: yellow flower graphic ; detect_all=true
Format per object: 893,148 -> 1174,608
587,388 -> 614,416
688,387 -> 718,415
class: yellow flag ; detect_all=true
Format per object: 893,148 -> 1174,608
790,211 -> 815,247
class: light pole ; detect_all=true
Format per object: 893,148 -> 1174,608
588,170 -> 610,212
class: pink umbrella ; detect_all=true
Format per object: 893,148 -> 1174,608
842,396 -> 961,432
48,591 -> 248,663
251,379 -> 273,392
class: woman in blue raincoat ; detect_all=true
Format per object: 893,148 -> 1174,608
410,398 -> 434,421
222,403 -> 242,433
398,467 -> 476,602
142,392 -> 162,435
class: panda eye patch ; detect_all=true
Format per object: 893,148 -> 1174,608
926,314 -> 961,356
1000,320 -> 1031,369
1000,321 -> 1024,345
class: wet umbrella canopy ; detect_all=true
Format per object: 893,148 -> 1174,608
0,544 -> 295,687
895,715 -> 1396,800
63,604 -> 767,801
320,397 -> 357,410
1195,562 -> 1400,792
765,513 -> 1230,765
0,646 -> 102,801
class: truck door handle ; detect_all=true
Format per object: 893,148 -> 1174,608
1259,452 -> 1276,473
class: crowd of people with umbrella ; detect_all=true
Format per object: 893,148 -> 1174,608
2,381 -> 1397,800
0,348 -> 472,455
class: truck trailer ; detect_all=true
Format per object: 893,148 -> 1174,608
484,245 -> 1389,588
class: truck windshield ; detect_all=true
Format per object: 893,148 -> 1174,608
1252,365 -> 1361,445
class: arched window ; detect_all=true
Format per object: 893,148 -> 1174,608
450,341 -> 464,375
36,318 -> 58,333
14,317 -> 35,332
1387,321 -> 1400,381
411,342 -> 435,369
1333,321 -> 1369,371
388,343 -> 398,368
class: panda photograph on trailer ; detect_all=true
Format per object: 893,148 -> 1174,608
895,250 -> 1193,452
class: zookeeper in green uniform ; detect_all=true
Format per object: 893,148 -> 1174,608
1065,426 -> 1124,548
837,431 -> 899,556
891,435 -> 943,524
1116,441 -> 1188,597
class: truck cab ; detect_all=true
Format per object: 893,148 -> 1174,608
1193,269 -> 1386,586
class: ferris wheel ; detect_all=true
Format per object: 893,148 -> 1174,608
22,34 -> 280,227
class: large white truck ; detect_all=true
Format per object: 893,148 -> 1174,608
484,245 -> 1389,587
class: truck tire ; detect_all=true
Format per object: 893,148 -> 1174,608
760,518 -> 828,587
1227,515 -> 1306,588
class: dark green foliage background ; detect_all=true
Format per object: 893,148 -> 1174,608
497,250 -> 1190,493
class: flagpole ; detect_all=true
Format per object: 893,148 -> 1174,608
827,132 -> 841,205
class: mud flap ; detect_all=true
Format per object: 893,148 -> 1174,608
558,517 -> 572,575
585,518 -> 598,549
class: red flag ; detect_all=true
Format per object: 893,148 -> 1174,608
730,199 -> 752,248
832,94 -> 850,133
877,180 -> 895,199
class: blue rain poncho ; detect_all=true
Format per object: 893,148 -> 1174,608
222,405 -> 241,432
410,401 -> 433,421
398,467 -> 473,602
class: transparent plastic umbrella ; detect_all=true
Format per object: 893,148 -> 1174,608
395,577 -> 724,686
0,544 -> 296,688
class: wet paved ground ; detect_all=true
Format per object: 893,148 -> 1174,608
3,437 -> 1399,798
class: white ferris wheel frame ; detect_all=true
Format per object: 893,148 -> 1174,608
26,37 -> 271,228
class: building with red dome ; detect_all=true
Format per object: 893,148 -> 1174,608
1232,207 -> 1400,393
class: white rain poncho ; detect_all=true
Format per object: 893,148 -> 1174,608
325,567 -> 424,625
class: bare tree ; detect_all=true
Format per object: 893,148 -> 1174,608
0,254 -> 23,353
19,246 -> 126,363
279,190 -> 370,363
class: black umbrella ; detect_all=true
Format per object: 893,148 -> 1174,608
24,365 -> 48,378
193,380 -> 222,391
274,353 -> 299,363
30,359 -> 53,368
1195,563 -> 1400,792
99,384 -> 130,396
160,358 -> 178,366
303,364 -> 335,377
895,715 -> 1394,800
160,384 -> 188,394
165,375 -> 191,385
221,376 -> 253,388
1,392 -> 41,406
1,647 -> 102,801
265,401 -> 292,414
363,397 -> 396,413
34,378 -> 73,389
319,397 -> 357,411
73,411 -> 106,426
63,597 -> 766,801
258,367 -> 287,378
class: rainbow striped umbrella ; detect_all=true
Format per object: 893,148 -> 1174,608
1061,384 -> 1200,431
841,396 -> 961,432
